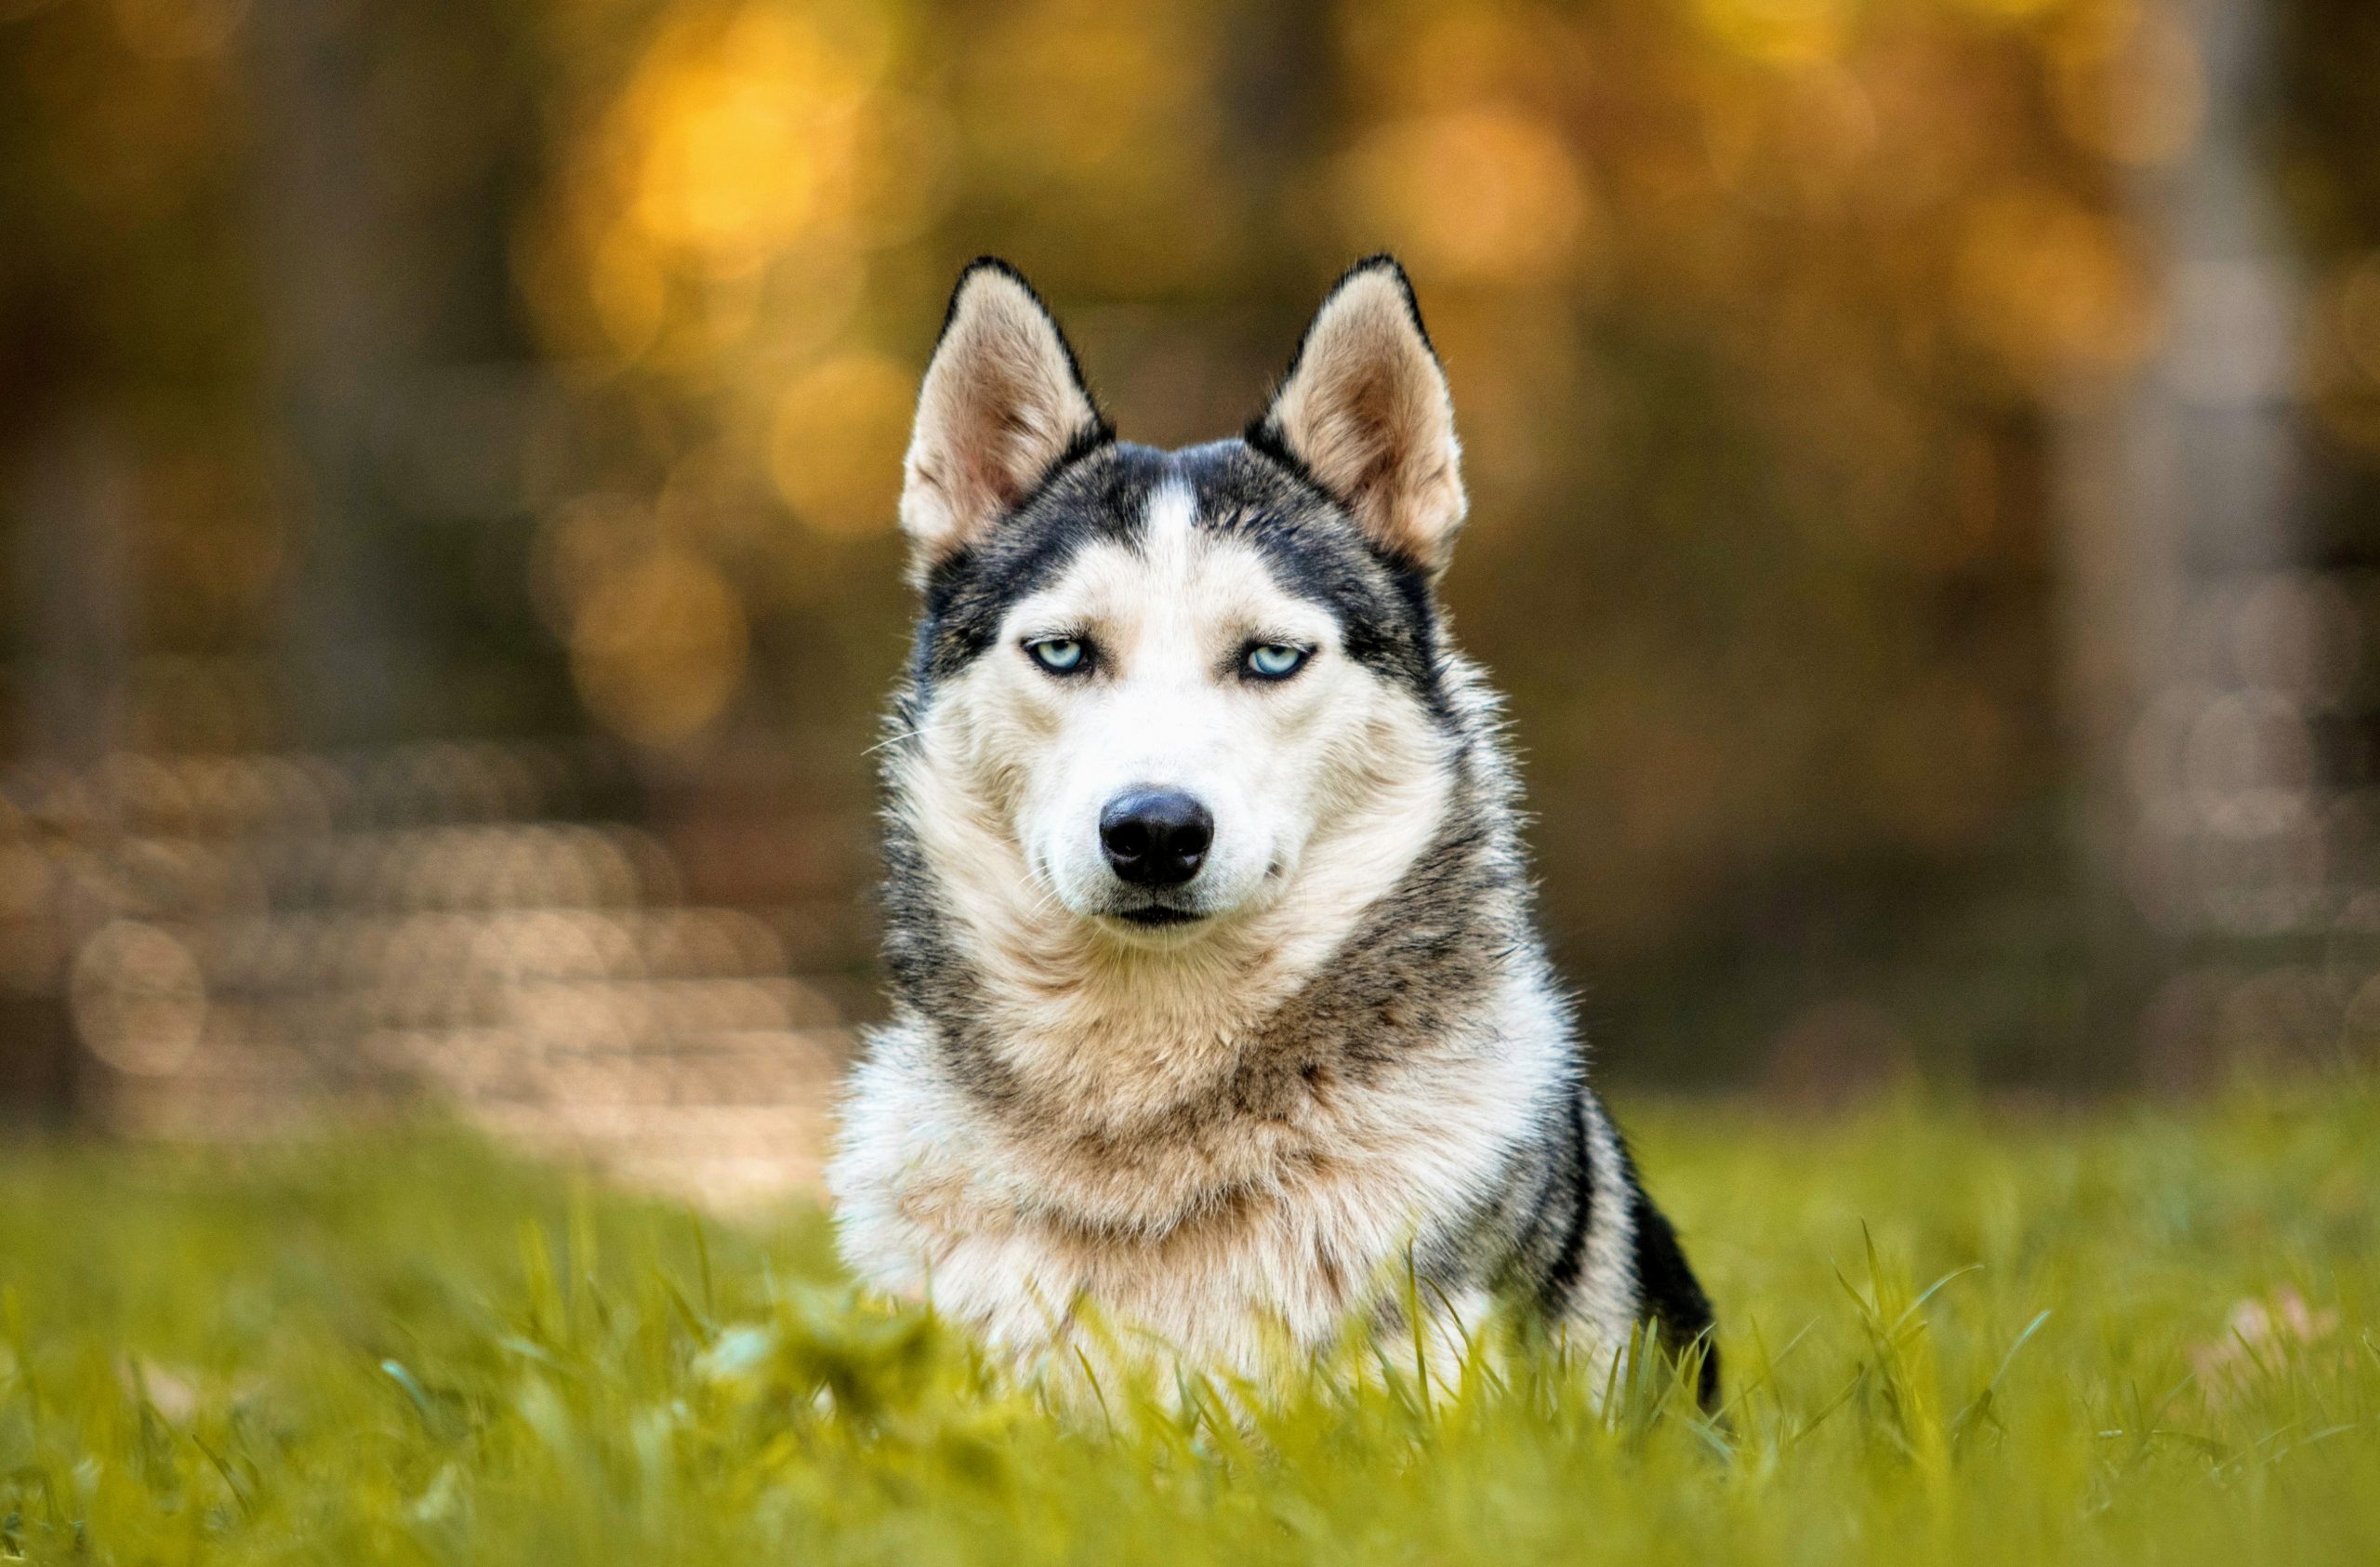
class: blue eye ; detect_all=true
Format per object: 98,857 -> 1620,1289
1026,637 -> 1087,674
1245,643 -> 1308,681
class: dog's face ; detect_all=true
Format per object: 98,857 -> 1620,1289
891,259 -> 1467,943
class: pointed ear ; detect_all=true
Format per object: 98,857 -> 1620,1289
1250,257 -> 1466,577
900,259 -> 1109,579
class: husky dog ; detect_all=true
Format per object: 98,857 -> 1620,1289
827,256 -> 1717,1402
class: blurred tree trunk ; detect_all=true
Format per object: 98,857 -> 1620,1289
243,0 -> 433,748
1218,0 -> 1338,339
2058,0 -> 2310,1083
2,419 -> 133,1125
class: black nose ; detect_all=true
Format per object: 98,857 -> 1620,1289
1099,790 -> 1213,888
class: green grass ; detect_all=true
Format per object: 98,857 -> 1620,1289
3,1078 -> 2376,1565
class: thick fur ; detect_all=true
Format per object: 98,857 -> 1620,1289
829,256 -> 1717,1403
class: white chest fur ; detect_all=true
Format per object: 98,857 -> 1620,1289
826,971 -> 1573,1374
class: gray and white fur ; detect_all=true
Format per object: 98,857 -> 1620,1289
827,255 -> 1717,1403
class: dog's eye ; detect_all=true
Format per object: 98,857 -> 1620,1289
1243,643 -> 1309,681
1025,636 -> 1088,674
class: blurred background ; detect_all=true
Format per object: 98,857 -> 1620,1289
4,0 -> 2377,1196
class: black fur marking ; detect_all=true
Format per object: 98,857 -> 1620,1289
1627,1175 -> 1722,1411
1536,1093 -> 1596,1314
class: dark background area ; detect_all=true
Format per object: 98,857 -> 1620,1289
5,0 -> 2379,1170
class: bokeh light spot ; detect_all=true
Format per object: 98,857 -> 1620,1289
73,919 -> 208,1076
769,353 -> 913,536
1338,107 -> 1589,284
568,549 -> 749,747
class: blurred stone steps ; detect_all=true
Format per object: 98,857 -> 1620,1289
0,741 -> 868,1206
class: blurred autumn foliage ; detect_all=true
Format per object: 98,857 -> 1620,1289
4,0 -> 2380,1105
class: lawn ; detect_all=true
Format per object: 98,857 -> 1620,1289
1,1077 -> 2374,1565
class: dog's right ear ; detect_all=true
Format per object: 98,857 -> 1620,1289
899,259 -> 1109,581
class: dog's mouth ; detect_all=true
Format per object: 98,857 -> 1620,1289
1112,905 -> 1205,928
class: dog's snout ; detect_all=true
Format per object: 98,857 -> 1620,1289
1099,790 -> 1213,888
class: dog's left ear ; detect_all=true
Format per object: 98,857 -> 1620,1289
1251,256 -> 1466,578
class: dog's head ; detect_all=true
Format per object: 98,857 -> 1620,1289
892,257 -> 1467,944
